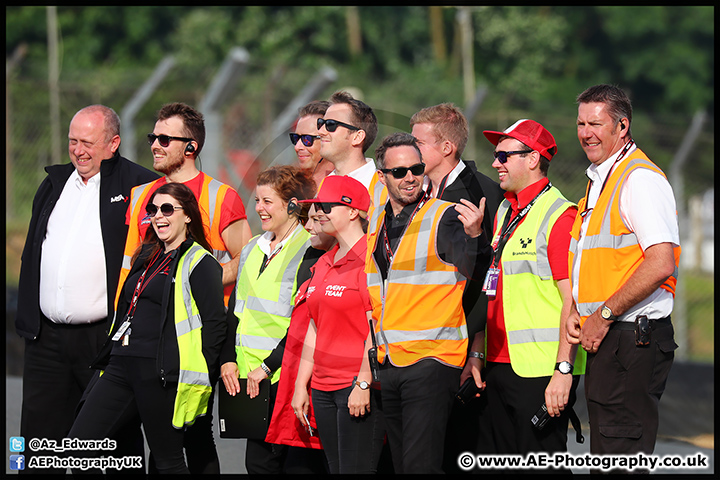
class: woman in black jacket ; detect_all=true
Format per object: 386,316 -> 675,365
67,183 -> 226,474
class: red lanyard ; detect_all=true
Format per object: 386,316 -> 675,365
382,189 -> 431,264
126,249 -> 173,319
580,140 -> 634,219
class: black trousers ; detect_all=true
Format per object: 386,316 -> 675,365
245,380 -> 287,474
20,316 -> 107,475
67,355 -> 188,474
311,385 -> 385,473
585,319 -> 676,457
379,358 -> 461,474
485,362 -> 579,460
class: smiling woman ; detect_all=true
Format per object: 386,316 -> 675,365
67,181 -> 225,474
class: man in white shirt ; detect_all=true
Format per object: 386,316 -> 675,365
16,105 -> 159,473
318,90 -> 378,189
566,84 -> 680,464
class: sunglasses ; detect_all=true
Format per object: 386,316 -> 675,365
317,118 -> 360,133
289,133 -> 321,147
316,202 -> 346,214
147,133 -> 194,148
380,162 -> 426,179
145,202 -> 184,217
493,149 -> 533,164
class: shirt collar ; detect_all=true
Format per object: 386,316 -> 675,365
71,169 -> 101,189
257,222 -> 303,256
586,141 -> 637,185
504,177 -> 549,214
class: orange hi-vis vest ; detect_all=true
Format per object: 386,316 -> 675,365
367,170 -> 388,229
366,198 -> 468,368
115,174 -> 234,307
569,148 -> 681,325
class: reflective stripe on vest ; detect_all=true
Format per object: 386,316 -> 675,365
172,243 -> 216,429
367,198 -> 468,368
493,186 -> 586,377
569,150 -> 681,322
234,228 -> 311,383
115,180 -> 162,308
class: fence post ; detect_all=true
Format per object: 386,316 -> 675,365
668,109 -> 706,361
121,56 -> 176,163
199,47 -> 250,179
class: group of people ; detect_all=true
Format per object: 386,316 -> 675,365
16,83 -> 680,474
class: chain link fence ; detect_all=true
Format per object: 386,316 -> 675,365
6,60 -> 714,366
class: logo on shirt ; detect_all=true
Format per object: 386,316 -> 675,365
324,285 -> 347,297
110,194 -> 128,203
519,238 -> 533,249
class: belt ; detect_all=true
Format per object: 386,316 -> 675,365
610,315 -> 671,331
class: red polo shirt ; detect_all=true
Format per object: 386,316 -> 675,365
486,178 -> 577,363
306,238 -> 372,391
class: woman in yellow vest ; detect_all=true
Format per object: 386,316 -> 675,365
220,165 -> 316,474
68,183 -> 226,474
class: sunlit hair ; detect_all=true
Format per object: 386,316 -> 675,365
298,100 -> 330,118
131,182 -> 212,267
374,132 -> 423,170
256,165 -> 317,225
157,102 -> 205,156
410,103 -> 468,159
329,90 -> 378,153
76,104 -> 121,145
576,84 -> 633,136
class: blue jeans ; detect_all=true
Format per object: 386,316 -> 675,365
311,385 -> 385,474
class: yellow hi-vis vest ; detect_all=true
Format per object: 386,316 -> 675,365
569,149 -> 681,325
115,174 -> 234,308
366,198 -> 468,368
172,243 -> 216,429
493,186 -> 586,378
234,228 -> 311,384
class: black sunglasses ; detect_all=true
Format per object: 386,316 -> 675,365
289,133 -> 321,147
317,118 -> 360,133
316,202 -> 345,214
380,163 -> 426,179
147,133 -> 194,148
145,202 -> 184,217
493,150 -> 533,164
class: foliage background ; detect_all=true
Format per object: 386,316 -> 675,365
5,6 -> 714,362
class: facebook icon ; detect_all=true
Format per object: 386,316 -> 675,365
10,455 -> 25,471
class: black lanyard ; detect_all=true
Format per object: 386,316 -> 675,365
491,182 -> 552,268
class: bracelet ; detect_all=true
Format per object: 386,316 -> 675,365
468,351 -> 484,360
260,362 -> 272,376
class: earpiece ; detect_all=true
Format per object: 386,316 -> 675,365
287,200 -> 299,216
619,121 -> 626,131
185,143 -> 196,155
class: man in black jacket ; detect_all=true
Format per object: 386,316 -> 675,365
410,103 -> 504,472
15,104 -> 158,473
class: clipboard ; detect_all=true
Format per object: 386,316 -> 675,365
218,379 -> 270,439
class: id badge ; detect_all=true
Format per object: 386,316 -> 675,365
111,320 -> 131,342
482,268 -> 500,296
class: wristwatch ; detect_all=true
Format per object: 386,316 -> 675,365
600,305 -> 618,321
468,351 -> 485,360
353,376 -> 370,390
555,361 -> 573,375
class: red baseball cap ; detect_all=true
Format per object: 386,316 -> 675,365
298,175 -> 371,212
483,119 -> 557,161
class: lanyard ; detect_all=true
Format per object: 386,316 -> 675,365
429,174 -> 450,199
580,140 -> 634,218
382,189 -> 431,264
126,249 -> 173,320
491,182 -> 552,268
